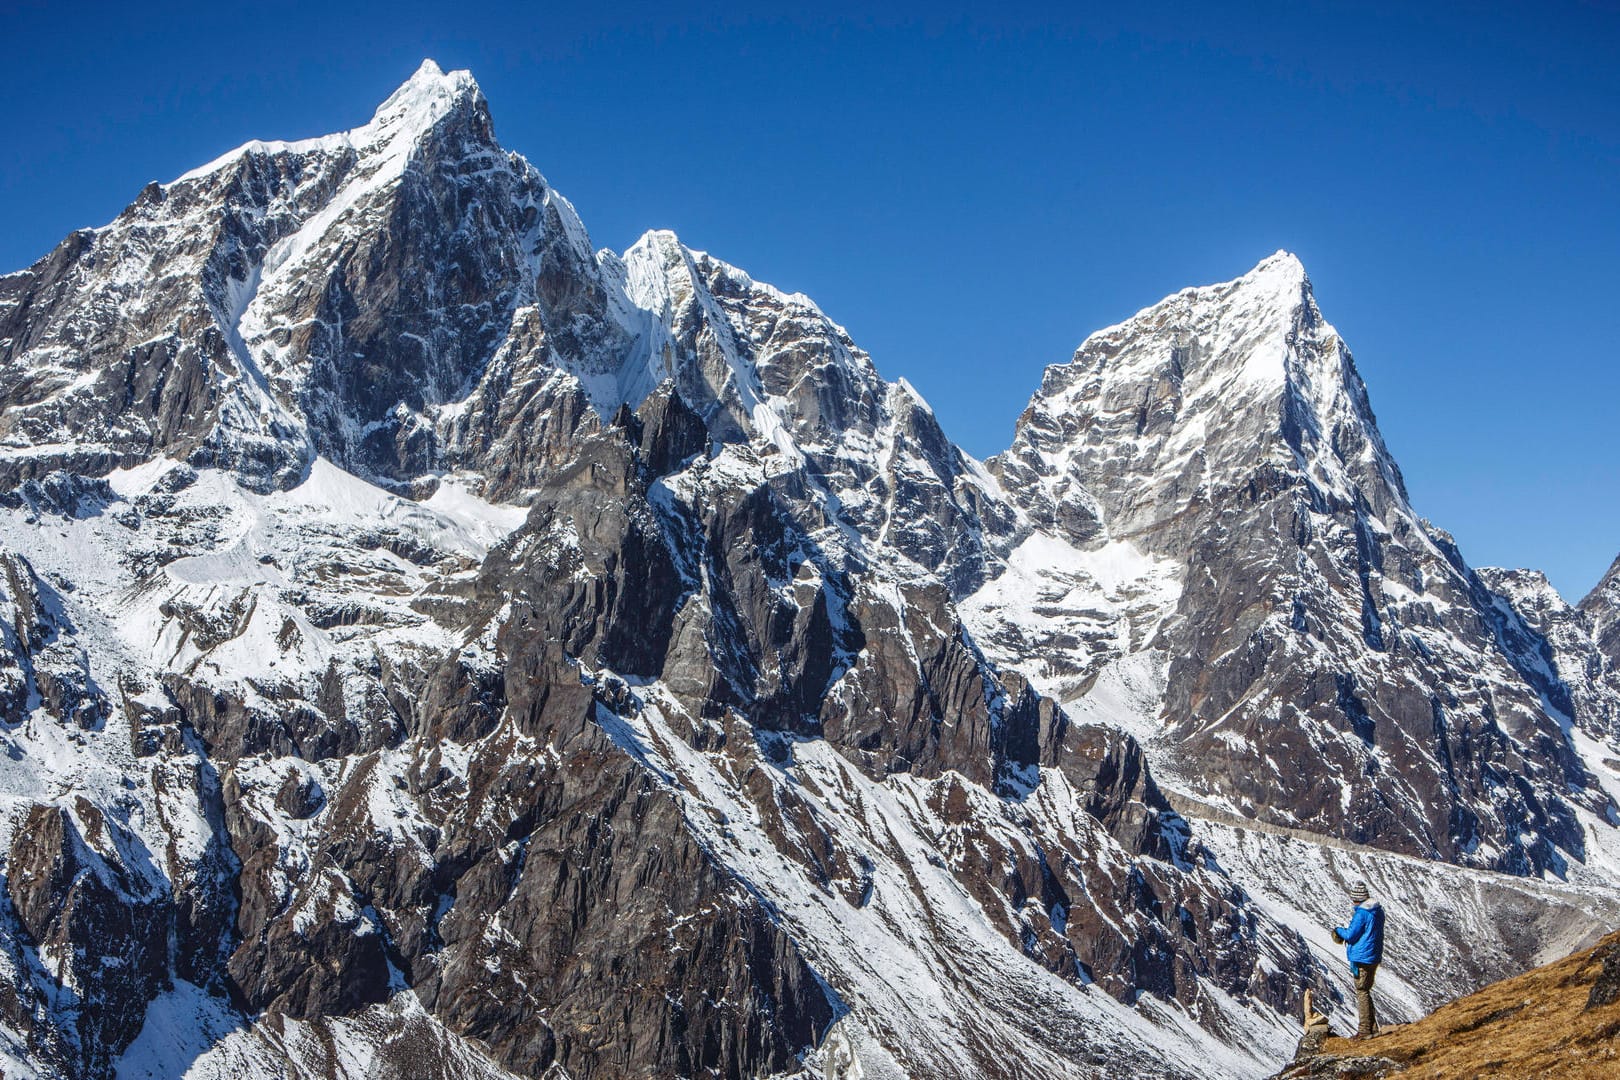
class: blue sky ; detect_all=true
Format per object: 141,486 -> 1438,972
3,2 -> 1617,598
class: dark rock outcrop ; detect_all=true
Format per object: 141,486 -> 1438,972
1580,552 -> 1620,669
1586,943 -> 1620,1010
3,803 -> 169,1075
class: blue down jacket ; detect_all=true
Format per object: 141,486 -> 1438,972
1336,900 -> 1385,969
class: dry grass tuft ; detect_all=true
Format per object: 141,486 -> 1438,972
1316,929 -> 1620,1078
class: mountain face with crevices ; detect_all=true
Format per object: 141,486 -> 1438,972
973,255 -> 1613,876
0,61 -> 1618,1080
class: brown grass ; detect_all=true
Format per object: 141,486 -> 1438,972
1316,930 -> 1620,1079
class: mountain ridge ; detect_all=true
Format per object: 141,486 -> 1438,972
0,60 -> 1617,1080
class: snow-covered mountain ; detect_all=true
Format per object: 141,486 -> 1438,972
974,253 -> 1612,875
1,61 -> 1617,1080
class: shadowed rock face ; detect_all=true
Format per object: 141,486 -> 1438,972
1581,553 -> 1620,668
0,60 -> 1617,1080
3,803 -> 169,1076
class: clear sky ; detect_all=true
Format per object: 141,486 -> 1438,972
3,2 -> 1617,599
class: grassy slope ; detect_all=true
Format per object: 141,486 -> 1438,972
1314,929 -> 1620,1078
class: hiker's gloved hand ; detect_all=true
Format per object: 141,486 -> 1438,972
1330,929 -> 1345,944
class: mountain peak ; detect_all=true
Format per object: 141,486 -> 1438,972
408,57 -> 447,81
999,240 -> 1398,546
366,58 -> 481,135
173,59 -> 485,184
620,228 -> 829,319
1254,248 -> 1305,275
1226,248 -> 1311,311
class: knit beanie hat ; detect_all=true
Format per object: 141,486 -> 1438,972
1348,881 -> 1370,903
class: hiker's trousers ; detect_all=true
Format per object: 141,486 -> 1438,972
1353,962 -> 1380,1036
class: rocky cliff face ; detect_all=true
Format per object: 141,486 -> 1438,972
973,255 -> 1614,875
1481,568 -> 1620,747
1,60 -> 1617,1080
1581,553 -> 1620,667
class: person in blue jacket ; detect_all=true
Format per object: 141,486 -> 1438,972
1332,880 -> 1385,1036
